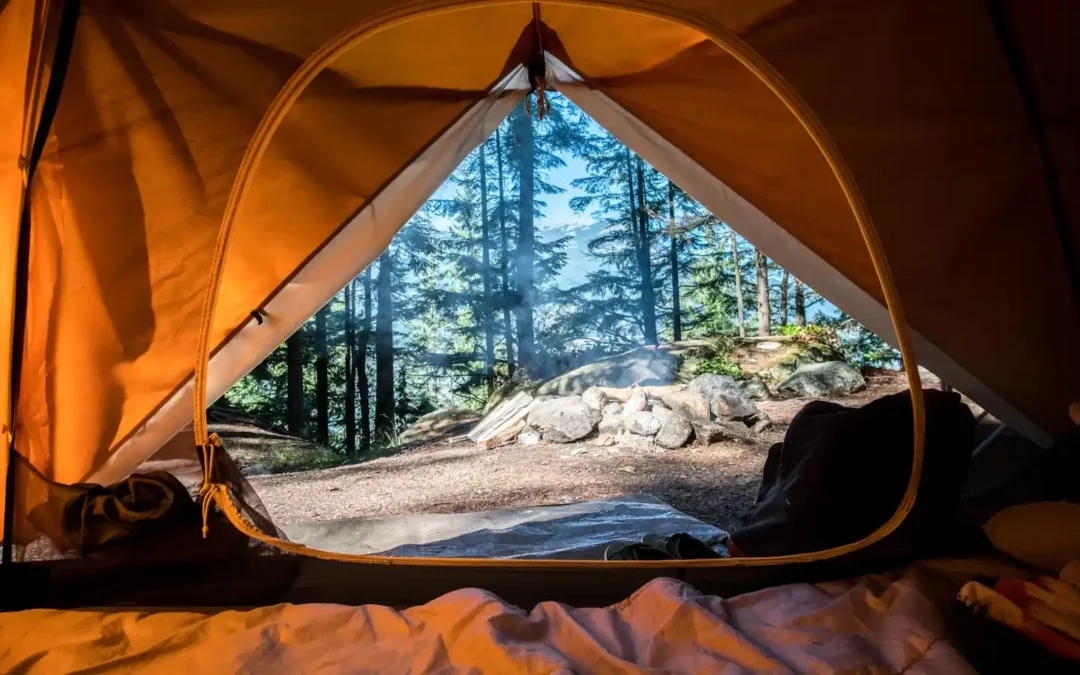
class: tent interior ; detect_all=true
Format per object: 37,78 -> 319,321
1,0 -> 1078,627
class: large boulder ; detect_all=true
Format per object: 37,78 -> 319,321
688,374 -> 762,421
536,345 -> 678,395
761,341 -> 845,385
581,387 -> 608,410
526,396 -> 602,443
623,411 -> 662,437
688,373 -> 768,403
777,361 -> 867,398
655,413 -> 694,449
692,420 -> 753,444
660,389 -> 712,422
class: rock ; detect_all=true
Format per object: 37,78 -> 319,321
624,411 -> 662,437
581,387 -> 608,410
400,407 -> 483,446
762,341 -> 845,385
526,395 -> 602,443
518,427 -> 542,446
777,361 -> 867,398
243,464 -> 271,476
624,386 -> 648,413
739,377 -> 772,401
598,410 -> 622,435
691,420 -> 753,444
602,401 -> 623,416
651,405 -> 673,421
713,393 -> 760,422
655,413 -> 694,449
661,389 -> 712,422
689,373 -> 769,402
595,433 -> 617,447
535,345 -> 679,395
616,431 -> 655,451
755,341 -> 783,351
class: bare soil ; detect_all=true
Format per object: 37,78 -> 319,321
250,376 -> 917,533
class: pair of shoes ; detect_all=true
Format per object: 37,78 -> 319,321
603,541 -> 675,561
641,532 -> 726,559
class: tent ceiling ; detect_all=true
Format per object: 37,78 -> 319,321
3,0 -> 1077,536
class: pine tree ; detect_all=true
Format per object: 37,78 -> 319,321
512,100 -> 537,373
779,270 -> 790,327
358,267 -> 372,450
286,330 -> 304,435
344,279 -> 356,455
494,126 -> 515,377
794,278 -> 807,327
755,249 -> 771,336
667,181 -> 681,342
315,304 -> 329,444
479,141 -> 496,393
634,155 -> 658,345
731,230 -> 746,338
374,251 -> 395,438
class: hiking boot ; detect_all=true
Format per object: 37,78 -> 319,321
641,532 -> 726,559
603,542 -> 675,561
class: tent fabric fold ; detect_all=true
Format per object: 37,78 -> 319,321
1,0 -> 1077,544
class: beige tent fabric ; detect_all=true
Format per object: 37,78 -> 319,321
741,0 -> 1079,438
3,0 -> 1078,539
0,0 -> 52,547
92,68 -> 529,486
15,2 -> 530,495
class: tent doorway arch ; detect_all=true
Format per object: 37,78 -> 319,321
182,0 -> 924,569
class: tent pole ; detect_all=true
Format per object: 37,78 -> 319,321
2,0 -> 81,565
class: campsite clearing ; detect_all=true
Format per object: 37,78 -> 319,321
249,376 -> 917,533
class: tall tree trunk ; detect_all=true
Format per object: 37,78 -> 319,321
779,270 -> 790,327
344,280 -> 356,456
374,252 -> 395,439
358,267 -> 372,450
730,229 -> 745,338
755,249 -> 771,336
630,153 -> 658,345
286,329 -> 304,435
794,278 -> 807,327
315,303 -> 329,445
667,180 -> 681,342
479,142 -> 495,393
495,127 -> 515,376
513,104 -> 536,372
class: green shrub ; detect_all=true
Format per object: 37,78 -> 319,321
696,355 -> 743,378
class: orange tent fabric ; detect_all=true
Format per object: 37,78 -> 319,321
2,0 -> 1077,542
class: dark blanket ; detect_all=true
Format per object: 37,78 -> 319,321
732,389 -> 975,558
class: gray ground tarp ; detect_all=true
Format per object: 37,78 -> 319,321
282,494 -> 729,559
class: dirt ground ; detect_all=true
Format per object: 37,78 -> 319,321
250,376 -> 918,534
